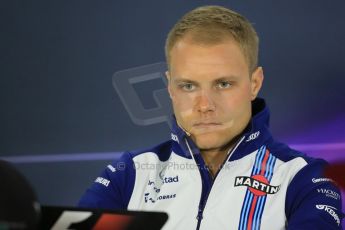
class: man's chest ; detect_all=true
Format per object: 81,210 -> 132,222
128,150 -> 295,230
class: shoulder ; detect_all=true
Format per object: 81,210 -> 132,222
266,140 -> 329,174
267,140 -> 313,163
266,141 -> 343,228
78,140 -> 173,209
266,140 -> 333,190
128,140 -> 174,162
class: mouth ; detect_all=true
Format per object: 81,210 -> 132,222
192,122 -> 222,129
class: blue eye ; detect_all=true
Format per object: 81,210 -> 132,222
217,81 -> 231,89
180,83 -> 196,91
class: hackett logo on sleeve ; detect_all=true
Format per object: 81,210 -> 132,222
234,175 -> 280,196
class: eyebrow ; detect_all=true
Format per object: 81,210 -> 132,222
171,75 -> 239,84
172,78 -> 197,84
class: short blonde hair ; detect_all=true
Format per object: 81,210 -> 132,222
165,5 -> 259,72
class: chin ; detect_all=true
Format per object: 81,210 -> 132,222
193,133 -> 227,151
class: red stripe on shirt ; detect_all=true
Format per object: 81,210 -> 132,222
259,149 -> 270,176
247,195 -> 258,230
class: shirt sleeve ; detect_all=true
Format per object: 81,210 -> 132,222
285,159 -> 343,229
78,152 -> 136,210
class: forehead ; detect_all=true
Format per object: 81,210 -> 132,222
169,37 -> 249,79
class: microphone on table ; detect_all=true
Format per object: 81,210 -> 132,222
0,160 -> 40,230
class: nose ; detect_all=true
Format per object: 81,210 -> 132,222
196,90 -> 216,113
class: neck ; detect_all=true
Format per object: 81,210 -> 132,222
200,143 -> 236,178
199,135 -> 242,178
200,149 -> 227,178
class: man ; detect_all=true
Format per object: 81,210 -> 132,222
79,5 -> 343,229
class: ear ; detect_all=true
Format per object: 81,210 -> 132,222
165,71 -> 173,99
250,67 -> 264,100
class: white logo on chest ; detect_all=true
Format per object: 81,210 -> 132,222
246,131 -> 260,142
